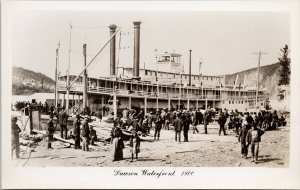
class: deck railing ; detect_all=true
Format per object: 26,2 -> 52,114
58,83 -> 222,100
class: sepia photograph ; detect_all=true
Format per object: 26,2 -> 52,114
2,0 -> 300,189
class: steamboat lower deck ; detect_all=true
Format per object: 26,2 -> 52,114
58,74 -> 267,114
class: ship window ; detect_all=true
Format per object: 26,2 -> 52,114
145,70 -> 148,75
229,101 -> 231,104
241,101 -> 243,104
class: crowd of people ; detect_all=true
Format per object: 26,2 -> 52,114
11,103 -> 287,164
13,101 -> 56,115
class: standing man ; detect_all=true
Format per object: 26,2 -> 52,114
47,115 -> 56,149
218,110 -> 227,136
165,110 -> 171,130
203,111 -> 210,134
238,123 -> 250,158
246,125 -> 265,164
73,114 -> 81,149
154,112 -> 163,140
58,108 -> 69,139
81,116 -> 91,151
173,113 -> 183,142
192,109 -> 199,134
182,114 -> 191,142
233,113 -> 242,137
11,117 -> 21,159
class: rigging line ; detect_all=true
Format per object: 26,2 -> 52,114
116,32 -> 122,76
88,44 -> 109,71
67,27 -> 121,89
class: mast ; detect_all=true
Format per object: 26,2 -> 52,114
83,44 -> 87,109
66,21 -> 72,113
189,50 -> 192,86
199,61 -> 202,99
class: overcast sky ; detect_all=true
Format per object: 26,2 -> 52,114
11,9 -> 290,79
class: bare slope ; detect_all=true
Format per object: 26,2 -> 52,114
225,63 -> 280,98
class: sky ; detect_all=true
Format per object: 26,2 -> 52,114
11,9 -> 290,80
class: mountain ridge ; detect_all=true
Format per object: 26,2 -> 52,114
12,63 -> 281,97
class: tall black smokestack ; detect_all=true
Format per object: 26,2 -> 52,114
133,21 -> 141,78
109,24 -> 117,76
189,50 -> 192,86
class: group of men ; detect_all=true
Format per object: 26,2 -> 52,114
46,108 -> 97,151
12,101 -> 286,165
225,109 -> 285,163
121,108 -> 214,142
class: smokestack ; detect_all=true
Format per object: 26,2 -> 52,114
133,21 -> 141,78
109,24 -> 117,76
189,50 -> 192,86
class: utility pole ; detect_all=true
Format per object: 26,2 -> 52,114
252,51 -> 268,107
66,21 -> 72,113
55,41 -> 60,109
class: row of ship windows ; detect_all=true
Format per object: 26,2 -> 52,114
227,100 -> 244,104
144,70 -> 218,81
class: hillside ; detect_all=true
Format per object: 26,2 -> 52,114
12,67 -> 55,95
225,62 -> 280,98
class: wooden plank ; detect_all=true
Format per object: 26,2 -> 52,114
32,129 -> 75,145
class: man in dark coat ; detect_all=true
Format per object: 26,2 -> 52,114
58,108 -> 68,139
182,114 -> 192,142
203,111 -> 210,134
173,113 -> 183,142
192,110 -> 199,134
246,125 -> 265,164
218,111 -> 227,136
81,116 -> 90,151
233,113 -> 241,136
154,113 -> 163,140
11,117 -> 21,159
238,124 -> 250,158
47,115 -> 56,149
73,114 -> 81,149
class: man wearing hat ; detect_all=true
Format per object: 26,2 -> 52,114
154,112 -> 163,140
81,116 -> 91,151
47,115 -> 56,149
73,114 -> 81,149
11,117 -> 21,159
172,113 -> 183,142
58,108 -> 69,139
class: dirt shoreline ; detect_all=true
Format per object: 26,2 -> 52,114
12,123 -> 289,167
